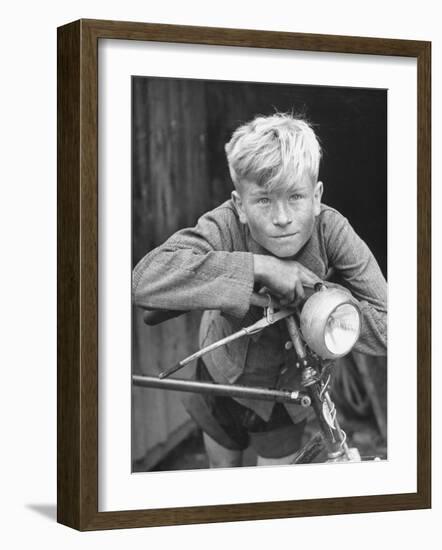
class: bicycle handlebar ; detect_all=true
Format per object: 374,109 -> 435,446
140,284 -> 326,326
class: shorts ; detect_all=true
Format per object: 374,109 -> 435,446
182,360 -> 306,459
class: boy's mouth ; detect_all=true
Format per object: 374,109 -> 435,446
272,232 -> 298,239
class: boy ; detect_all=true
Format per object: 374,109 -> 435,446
132,113 -> 387,468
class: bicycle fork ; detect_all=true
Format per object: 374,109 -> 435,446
285,316 -> 360,462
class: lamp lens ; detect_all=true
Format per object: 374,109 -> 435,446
324,303 -> 360,354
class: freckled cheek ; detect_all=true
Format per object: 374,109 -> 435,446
247,210 -> 272,232
298,215 -> 316,240
249,219 -> 273,243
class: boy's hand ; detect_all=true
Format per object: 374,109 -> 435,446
253,254 -> 322,306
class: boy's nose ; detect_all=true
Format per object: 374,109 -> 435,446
272,202 -> 293,226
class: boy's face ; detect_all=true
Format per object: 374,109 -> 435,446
232,177 -> 323,258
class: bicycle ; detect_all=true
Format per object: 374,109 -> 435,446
133,283 -> 381,465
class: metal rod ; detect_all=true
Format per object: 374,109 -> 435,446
177,328 -> 249,367
160,307 -> 297,379
133,375 -> 311,406
159,362 -> 193,379
285,315 -> 307,359
305,382 -> 342,455
324,391 -> 350,458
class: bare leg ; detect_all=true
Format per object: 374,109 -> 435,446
203,433 -> 243,468
256,451 -> 299,466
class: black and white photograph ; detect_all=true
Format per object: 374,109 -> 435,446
131,76 -> 388,473
1,0 -> 437,542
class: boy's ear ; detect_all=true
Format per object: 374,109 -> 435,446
231,190 -> 247,224
313,181 -> 323,215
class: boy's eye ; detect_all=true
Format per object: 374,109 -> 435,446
289,193 -> 303,201
257,197 -> 270,205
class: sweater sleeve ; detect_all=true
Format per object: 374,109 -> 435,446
322,209 -> 387,356
132,205 -> 255,319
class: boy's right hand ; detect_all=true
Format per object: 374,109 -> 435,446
253,254 -> 322,306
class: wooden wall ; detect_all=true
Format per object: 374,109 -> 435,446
131,78 -> 210,469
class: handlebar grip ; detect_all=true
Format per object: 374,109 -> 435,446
142,309 -> 188,326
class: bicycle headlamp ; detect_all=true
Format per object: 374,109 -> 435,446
300,287 -> 361,359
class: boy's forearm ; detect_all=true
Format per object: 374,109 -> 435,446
133,248 -> 255,318
133,204 -> 262,318
352,299 -> 387,356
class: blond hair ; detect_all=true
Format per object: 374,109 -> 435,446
225,113 -> 321,190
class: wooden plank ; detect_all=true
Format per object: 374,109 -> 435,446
132,77 -> 210,466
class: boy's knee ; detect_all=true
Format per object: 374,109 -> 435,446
203,433 -> 243,468
256,451 -> 298,466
